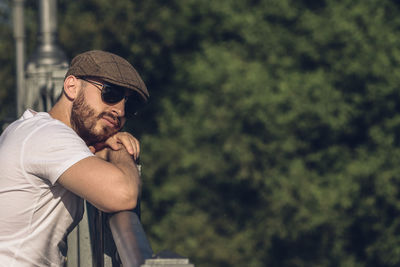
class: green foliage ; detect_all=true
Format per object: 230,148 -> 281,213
141,0 -> 400,266
0,0 -> 14,120
2,0 -> 400,266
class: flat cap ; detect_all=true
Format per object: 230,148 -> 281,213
65,50 -> 149,102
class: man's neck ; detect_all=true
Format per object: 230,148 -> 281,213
48,100 -> 72,128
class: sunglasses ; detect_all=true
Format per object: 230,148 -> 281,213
78,77 -> 144,116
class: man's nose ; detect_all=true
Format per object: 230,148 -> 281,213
111,99 -> 125,117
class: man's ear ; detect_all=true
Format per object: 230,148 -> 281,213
63,75 -> 80,100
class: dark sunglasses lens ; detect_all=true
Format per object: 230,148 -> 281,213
125,93 -> 145,116
101,85 -> 125,103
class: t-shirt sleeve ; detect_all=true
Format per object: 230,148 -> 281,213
22,121 -> 94,185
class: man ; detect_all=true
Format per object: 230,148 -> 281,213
0,50 -> 149,266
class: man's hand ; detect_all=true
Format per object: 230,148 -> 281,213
89,132 -> 140,160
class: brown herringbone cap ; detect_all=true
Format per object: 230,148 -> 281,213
65,50 -> 149,101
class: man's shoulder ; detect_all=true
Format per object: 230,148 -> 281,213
17,111 -> 73,137
2,111 -> 81,150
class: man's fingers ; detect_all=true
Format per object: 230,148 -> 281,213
99,132 -> 140,159
116,133 -> 140,159
119,134 -> 136,156
130,134 -> 140,159
105,136 -> 123,151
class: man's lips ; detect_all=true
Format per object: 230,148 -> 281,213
101,115 -> 120,128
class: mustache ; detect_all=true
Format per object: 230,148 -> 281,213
98,112 -> 121,128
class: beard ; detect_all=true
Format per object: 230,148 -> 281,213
70,90 -> 121,146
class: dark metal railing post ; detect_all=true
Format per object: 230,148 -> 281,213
92,209 -> 104,267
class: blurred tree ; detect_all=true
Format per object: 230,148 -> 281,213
0,0 -> 15,121
138,0 -> 400,266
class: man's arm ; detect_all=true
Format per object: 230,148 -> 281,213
58,146 -> 141,213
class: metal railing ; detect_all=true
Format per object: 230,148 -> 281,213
109,210 -> 153,266
82,200 -> 153,267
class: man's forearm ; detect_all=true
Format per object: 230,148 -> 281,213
108,147 -> 141,204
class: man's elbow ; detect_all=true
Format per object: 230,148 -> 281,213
118,189 -> 138,211
101,188 -> 138,213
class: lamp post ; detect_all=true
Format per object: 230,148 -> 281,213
24,0 -> 68,113
12,0 -> 25,117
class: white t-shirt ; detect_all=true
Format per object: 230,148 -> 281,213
0,110 -> 94,266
